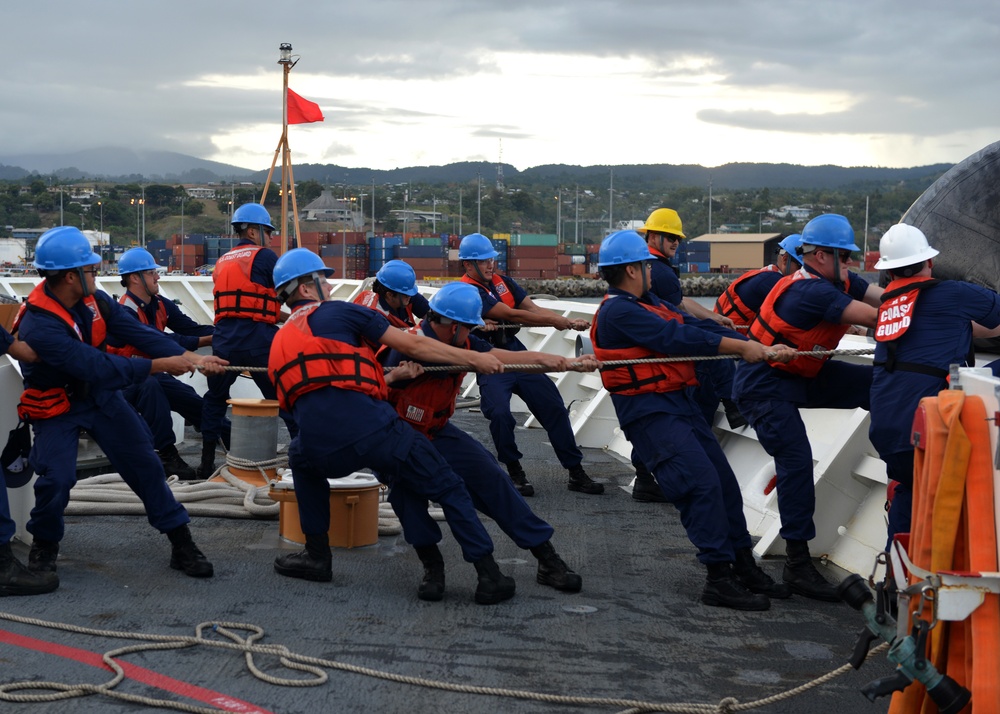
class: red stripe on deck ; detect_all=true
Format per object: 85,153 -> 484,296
0,628 -> 274,714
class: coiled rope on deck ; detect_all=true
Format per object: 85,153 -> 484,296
0,610 -> 889,714
214,347 -> 876,375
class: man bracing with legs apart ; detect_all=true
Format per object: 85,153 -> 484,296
591,230 -> 796,611
380,282 -> 599,600
456,233 -> 601,497
733,214 -> 883,602
12,227 -> 227,585
267,249 -> 517,604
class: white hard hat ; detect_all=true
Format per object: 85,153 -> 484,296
874,224 -> 939,270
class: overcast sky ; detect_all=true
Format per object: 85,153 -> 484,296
3,1 -> 998,172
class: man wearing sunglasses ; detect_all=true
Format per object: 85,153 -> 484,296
732,214 -> 883,602
199,202 -> 295,478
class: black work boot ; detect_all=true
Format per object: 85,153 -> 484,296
167,525 -> 214,578
530,541 -> 582,593
734,547 -> 792,599
722,398 -> 748,430
472,554 -> 515,605
505,461 -> 534,497
414,544 -> 446,601
158,444 -> 197,480
783,540 -> 841,602
1,542 -> 59,596
28,539 -> 59,573
195,439 -> 218,480
631,463 -> 666,503
567,465 -> 604,495
274,533 -> 332,582
702,562 -> 770,611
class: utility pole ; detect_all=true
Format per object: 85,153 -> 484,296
180,197 -> 185,274
556,188 -> 562,243
141,184 -> 146,247
574,185 -> 580,245
608,169 -> 614,232
708,178 -> 713,234
477,174 -> 482,234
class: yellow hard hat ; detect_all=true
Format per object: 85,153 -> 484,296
638,208 -> 685,239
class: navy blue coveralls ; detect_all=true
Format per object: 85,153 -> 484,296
870,280 -> 1000,543
732,268 -> 873,543
281,300 -> 494,562
17,287 -> 192,542
466,274 -> 583,470
728,269 -> 784,319
382,322 -> 554,550
109,291 -> 215,451
649,254 -> 735,425
202,239 -> 296,443
1,327 -> 18,546
594,289 -> 753,563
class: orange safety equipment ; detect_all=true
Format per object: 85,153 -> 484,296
750,269 -> 849,378
872,276 -> 949,380
13,283 -> 108,420
386,325 -> 467,436
460,273 -> 516,309
714,264 -> 780,327
108,294 -> 169,359
889,389 -> 1000,714
213,245 -> 282,325
589,298 -> 698,395
268,302 -> 387,412
353,290 -> 415,329
638,208 -> 685,239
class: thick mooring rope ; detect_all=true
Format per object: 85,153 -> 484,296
0,610 -> 890,714
212,348 -> 876,375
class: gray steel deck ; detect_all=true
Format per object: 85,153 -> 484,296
0,408 -> 893,713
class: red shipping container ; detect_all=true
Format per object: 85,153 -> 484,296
511,258 -> 557,271
508,246 -> 558,259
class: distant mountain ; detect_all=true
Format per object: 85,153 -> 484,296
0,148 -> 255,182
0,147 -> 954,190
271,160 -> 953,191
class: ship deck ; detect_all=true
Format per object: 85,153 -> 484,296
1,409 -> 893,714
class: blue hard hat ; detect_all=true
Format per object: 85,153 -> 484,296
118,247 -> 162,275
778,234 -> 804,266
801,214 -> 860,252
597,230 -> 653,267
428,282 -> 485,326
33,226 -> 101,271
272,248 -> 334,296
231,203 -> 275,230
376,260 -> 418,296
457,233 -> 499,261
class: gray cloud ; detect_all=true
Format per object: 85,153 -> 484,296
1,0 -> 998,167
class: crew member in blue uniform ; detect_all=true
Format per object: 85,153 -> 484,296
591,230 -> 794,611
1,327 -> 59,596
715,234 -> 803,329
267,249 -> 518,604
199,202 -> 294,478
109,247 -> 218,479
353,259 -> 430,328
732,214 -> 882,601
869,224 -> 1000,546
456,232 -> 602,497
638,208 -> 745,426
379,282 -> 595,601
13,227 -> 225,582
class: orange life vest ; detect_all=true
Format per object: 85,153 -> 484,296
108,293 -> 169,358
460,273 -> 519,344
715,264 -> 779,327
749,268 -> 849,378
386,325 -> 467,436
213,245 -> 282,325
353,290 -> 415,328
268,302 -> 387,412
13,282 -> 108,420
589,296 -> 699,395
875,276 -> 937,342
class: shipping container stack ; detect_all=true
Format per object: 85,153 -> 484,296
397,237 -> 447,281
369,235 -> 404,276
507,233 -> 559,280
166,233 -> 206,272
675,240 -> 710,274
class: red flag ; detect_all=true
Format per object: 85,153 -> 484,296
286,89 -> 324,124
